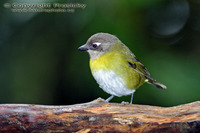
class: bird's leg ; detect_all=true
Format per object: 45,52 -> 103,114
105,95 -> 114,102
130,92 -> 135,104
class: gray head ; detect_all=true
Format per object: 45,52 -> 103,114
78,33 -> 120,59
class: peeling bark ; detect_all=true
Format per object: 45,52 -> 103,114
0,98 -> 199,133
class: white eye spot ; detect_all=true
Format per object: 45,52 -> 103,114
93,42 -> 101,46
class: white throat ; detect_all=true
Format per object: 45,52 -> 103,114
88,50 -> 104,60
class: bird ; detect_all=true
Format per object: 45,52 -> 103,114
78,33 -> 166,104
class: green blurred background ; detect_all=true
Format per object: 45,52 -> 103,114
0,0 -> 199,106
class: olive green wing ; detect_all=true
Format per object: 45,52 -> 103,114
127,56 -> 151,79
120,43 -> 166,89
120,43 -> 150,78
127,56 -> 167,89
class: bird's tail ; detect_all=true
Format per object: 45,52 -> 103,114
146,77 -> 167,89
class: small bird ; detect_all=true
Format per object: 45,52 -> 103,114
78,33 -> 166,104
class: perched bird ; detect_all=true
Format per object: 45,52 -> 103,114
78,33 -> 166,104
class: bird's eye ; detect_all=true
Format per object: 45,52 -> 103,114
92,42 -> 101,49
92,43 -> 97,48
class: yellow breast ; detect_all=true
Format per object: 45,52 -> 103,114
90,52 -> 146,90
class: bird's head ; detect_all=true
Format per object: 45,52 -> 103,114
78,33 -> 120,59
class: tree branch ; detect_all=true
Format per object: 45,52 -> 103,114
0,98 -> 199,133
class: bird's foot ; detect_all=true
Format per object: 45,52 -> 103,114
96,97 -> 106,103
121,101 -> 130,104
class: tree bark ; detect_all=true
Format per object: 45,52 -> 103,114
0,98 -> 199,133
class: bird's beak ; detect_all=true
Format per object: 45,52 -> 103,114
78,44 -> 89,51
